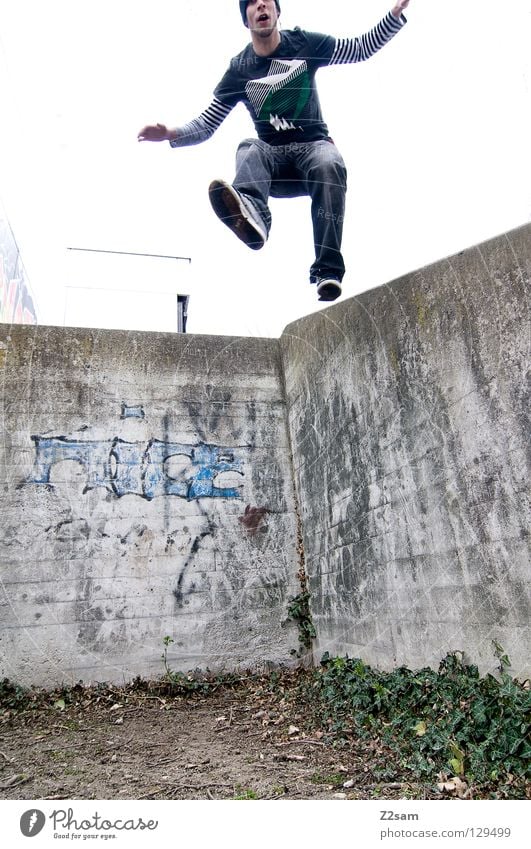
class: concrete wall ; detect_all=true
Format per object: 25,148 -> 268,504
1,224 -> 529,687
281,224 -> 531,678
0,327 -> 300,686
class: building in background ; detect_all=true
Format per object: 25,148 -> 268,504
64,248 -> 190,333
0,198 -> 38,325
177,294 -> 189,333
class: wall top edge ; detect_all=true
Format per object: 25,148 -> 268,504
1,223 -> 528,347
280,221 -> 531,340
0,324 -> 279,347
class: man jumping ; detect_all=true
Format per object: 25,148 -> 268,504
138,0 -> 410,302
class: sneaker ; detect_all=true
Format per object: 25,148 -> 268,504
208,179 -> 267,250
316,277 -> 342,302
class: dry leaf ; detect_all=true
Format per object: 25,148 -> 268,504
453,777 -> 469,799
437,776 -> 468,797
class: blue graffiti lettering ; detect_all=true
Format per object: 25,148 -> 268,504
29,436 -> 244,500
30,437 -> 114,492
121,404 -> 145,420
110,439 -> 145,497
143,441 -> 243,500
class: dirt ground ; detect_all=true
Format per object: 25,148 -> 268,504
0,681 -> 440,801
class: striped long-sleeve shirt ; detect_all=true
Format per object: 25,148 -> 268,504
170,11 -> 406,148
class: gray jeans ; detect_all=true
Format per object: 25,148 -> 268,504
233,137 -> 348,283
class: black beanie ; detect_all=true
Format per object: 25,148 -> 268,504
239,1 -> 281,27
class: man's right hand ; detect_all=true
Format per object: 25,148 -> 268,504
391,0 -> 410,17
137,123 -> 178,142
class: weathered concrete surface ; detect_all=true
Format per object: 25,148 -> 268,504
281,224 -> 531,678
2,224 -> 530,687
0,328 -> 300,686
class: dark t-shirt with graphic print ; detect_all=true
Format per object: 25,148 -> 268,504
214,28 -> 336,146
168,13 -> 405,151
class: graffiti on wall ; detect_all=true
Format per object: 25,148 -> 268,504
29,435 -> 244,500
0,211 -> 37,325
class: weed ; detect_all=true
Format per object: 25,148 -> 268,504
161,637 -> 242,695
0,678 -> 29,710
272,785 -> 287,796
287,592 -> 316,656
298,645 -> 530,788
310,772 -> 345,786
233,786 -> 258,800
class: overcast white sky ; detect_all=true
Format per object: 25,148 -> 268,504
1,0 -> 530,338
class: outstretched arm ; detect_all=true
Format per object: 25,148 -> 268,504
328,5 -> 409,66
138,98 -> 233,147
